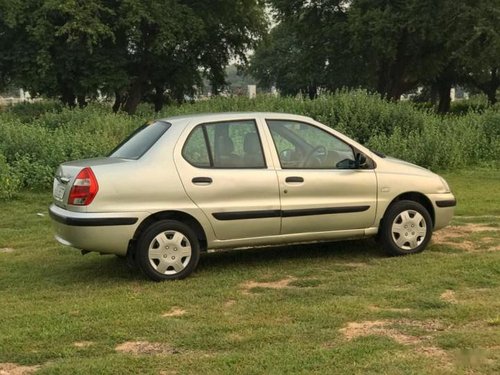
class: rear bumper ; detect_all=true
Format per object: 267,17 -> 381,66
49,204 -> 147,256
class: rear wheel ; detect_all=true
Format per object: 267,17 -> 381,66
380,200 -> 432,256
136,220 -> 200,281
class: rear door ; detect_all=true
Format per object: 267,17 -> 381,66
266,119 -> 377,234
174,118 -> 281,240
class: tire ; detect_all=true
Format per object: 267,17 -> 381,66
136,220 -> 200,281
380,200 -> 432,256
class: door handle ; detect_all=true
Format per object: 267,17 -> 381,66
192,177 -> 213,185
285,176 -> 304,183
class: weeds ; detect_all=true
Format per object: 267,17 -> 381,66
0,91 -> 498,198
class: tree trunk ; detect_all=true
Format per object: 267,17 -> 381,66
471,68 -> 499,106
123,80 -> 144,115
308,84 -> 317,99
211,82 -> 219,96
485,68 -> 498,105
430,84 -> 439,106
437,81 -> 452,114
486,88 -> 498,105
153,86 -> 165,112
388,83 -> 405,101
377,31 -> 411,101
77,95 -> 87,108
112,91 -> 123,113
376,60 -> 390,98
61,89 -> 76,107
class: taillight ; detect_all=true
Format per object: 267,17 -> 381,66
68,167 -> 99,205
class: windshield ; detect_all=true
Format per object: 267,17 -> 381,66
109,121 -> 171,159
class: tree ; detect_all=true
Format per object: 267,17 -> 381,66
0,0 -> 267,113
0,0 -> 23,92
252,0 -> 500,112
251,1 -> 358,98
0,0 -> 127,107
111,0 -> 267,114
460,0 -> 500,104
251,22 -> 317,97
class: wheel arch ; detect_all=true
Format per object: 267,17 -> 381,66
128,211 -> 208,255
381,192 -> 435,228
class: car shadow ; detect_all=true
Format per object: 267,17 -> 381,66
196,238 -> 386,272
57,238 -> 386,284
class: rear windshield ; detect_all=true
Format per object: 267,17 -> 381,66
109,121 -> 171,159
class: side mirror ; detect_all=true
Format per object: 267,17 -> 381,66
355,153 -> 367,169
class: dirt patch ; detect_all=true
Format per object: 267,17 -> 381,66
441,290 -> 458,304
368,305 -> 412,313
73,341 -> 94,348
432,224 -> 498,251
480,237 -> 500,251
340,320 -> 420,345
115,341 -> 179,356
486,244 -> 500,252
481,237 -> 495,243
241,276 -> 296,295
224,299 -> 236,308
402,319 -> 446,332
162,308 -> 186,317
0,363 -> 40,375
0,248 -> 15,254
339,320 -> 450,364
414,345 -> 449,362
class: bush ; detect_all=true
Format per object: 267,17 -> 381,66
3,100 -> 64,123
0,91 -> 498,192
367,109 -> 500,170
449,95 -> 491,115
0,104 -> 139,189
0,152 -> 21,199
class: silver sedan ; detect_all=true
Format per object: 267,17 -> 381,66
49,112 -> 456,280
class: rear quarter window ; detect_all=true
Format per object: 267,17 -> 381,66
110,121 -> 171,159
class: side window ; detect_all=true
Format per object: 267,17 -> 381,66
182,120 -> 266,168
267,120 -> 355,169
182,126 -> 211,167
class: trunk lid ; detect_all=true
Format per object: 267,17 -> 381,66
53,157 -> 130,209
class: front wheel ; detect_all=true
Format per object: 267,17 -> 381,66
380,200 -> 432,256
136,220 -> 200,281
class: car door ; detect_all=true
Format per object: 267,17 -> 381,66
266,119 -> 377,235
174,118 -> 281,240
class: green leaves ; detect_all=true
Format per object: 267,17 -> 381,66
253,0 -> 500,109
0,0 -> 267,112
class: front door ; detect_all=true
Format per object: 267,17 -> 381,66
175,119 -> 281,240
266,119 -> 377,234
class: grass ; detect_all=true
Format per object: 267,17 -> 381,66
442,169 -> 500,217
0,168 -> 499,374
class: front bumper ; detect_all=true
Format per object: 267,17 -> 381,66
428,193 -> 456,230
49,204 -> 147,256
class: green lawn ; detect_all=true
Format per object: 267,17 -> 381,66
0,169 -> 499,374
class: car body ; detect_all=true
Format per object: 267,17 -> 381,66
49,112 -> 456,280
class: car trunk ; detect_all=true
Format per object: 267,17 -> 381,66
53,157 -> 130,209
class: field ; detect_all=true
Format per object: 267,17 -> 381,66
0,168 -> 499,374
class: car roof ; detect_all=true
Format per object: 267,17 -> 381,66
159,112 -> 315,125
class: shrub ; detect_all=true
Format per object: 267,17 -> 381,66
0,152 -> 21,199
449,95 -> 491,115
0,91 -> 498,192
3,100 -> 64,123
